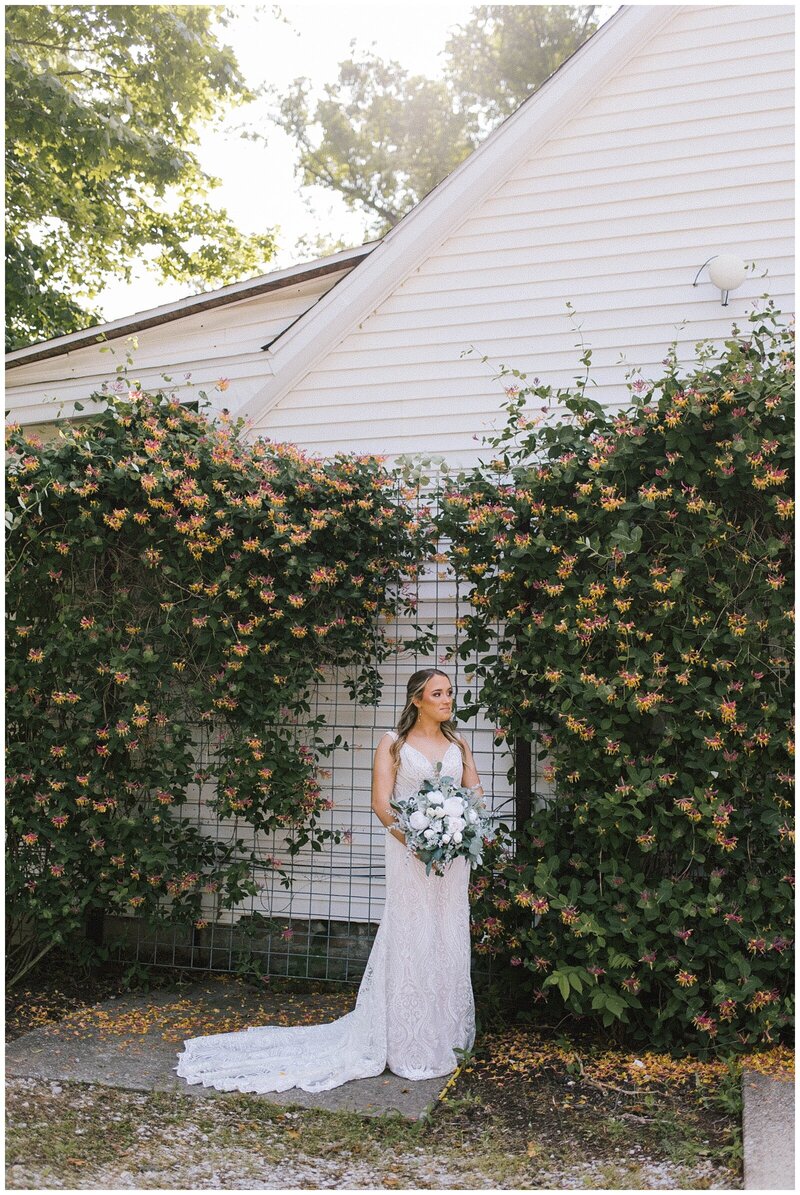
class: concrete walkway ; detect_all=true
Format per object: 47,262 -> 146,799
742,1067 -> 795,1190
5,980 -> 449,1120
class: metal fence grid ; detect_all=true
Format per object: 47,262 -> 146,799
110,479 -> 546,982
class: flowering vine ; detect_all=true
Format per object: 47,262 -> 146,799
6,380 -> 435,983
439,304 -> 794,1052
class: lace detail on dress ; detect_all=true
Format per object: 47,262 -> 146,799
174,728 -> 475,1093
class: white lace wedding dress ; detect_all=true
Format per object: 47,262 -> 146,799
174,730 -> 476,1093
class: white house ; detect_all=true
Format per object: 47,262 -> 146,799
6,5 -> 794,962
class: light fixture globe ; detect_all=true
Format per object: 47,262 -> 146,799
707,254 -> 747,293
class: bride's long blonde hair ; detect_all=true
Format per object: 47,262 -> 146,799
389,668 -> 466,769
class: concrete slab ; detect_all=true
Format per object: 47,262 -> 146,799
742,1068 -> 795,1190
5,979 -> 449,1120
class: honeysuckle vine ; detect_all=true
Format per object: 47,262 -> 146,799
437,304 -> 794,1053
6,381 -> 436,984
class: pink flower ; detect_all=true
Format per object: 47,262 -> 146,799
746,989 -> 780,1012
692,1012 -> 718,1036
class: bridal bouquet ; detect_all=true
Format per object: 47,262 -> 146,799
390,765 -> 491,876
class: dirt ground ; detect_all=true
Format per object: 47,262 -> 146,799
6,959 -> 744,1190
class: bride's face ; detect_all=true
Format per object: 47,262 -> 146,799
413,675 -> 454,723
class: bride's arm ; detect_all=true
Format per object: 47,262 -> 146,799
371,735 -> 406,845
458,736 -> 485,797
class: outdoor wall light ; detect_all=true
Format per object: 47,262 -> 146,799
692,253 -> 747,306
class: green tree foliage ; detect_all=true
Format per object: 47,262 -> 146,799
270,5 -> 597,238
273,51 -> 472,236
5,376 -> 435,985
5,4 -> 277,350
437,305 -> 794,1052
444,4 -> 599,137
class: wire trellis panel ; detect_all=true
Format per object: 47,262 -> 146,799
111,479 -> 544,981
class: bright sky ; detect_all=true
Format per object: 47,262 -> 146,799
96,2 -> 616,321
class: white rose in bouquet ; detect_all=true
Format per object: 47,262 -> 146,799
390,764 -> 492,876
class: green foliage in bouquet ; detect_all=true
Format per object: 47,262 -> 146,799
6,379 -> 435,984
439,304 -> 794,1052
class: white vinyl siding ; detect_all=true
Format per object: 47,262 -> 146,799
253,4 -> 793,464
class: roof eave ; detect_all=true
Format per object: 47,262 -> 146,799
5,242 -> 378,371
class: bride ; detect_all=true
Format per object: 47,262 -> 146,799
174,667 -> 482,1093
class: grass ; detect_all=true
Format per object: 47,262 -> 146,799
6,1071 -> 744,1190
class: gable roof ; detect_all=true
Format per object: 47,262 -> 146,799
5,242 -> 377,370
232,4 -> 679,422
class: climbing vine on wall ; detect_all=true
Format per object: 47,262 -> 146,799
6,381 -> 435,983
438,304 -> 794,1052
